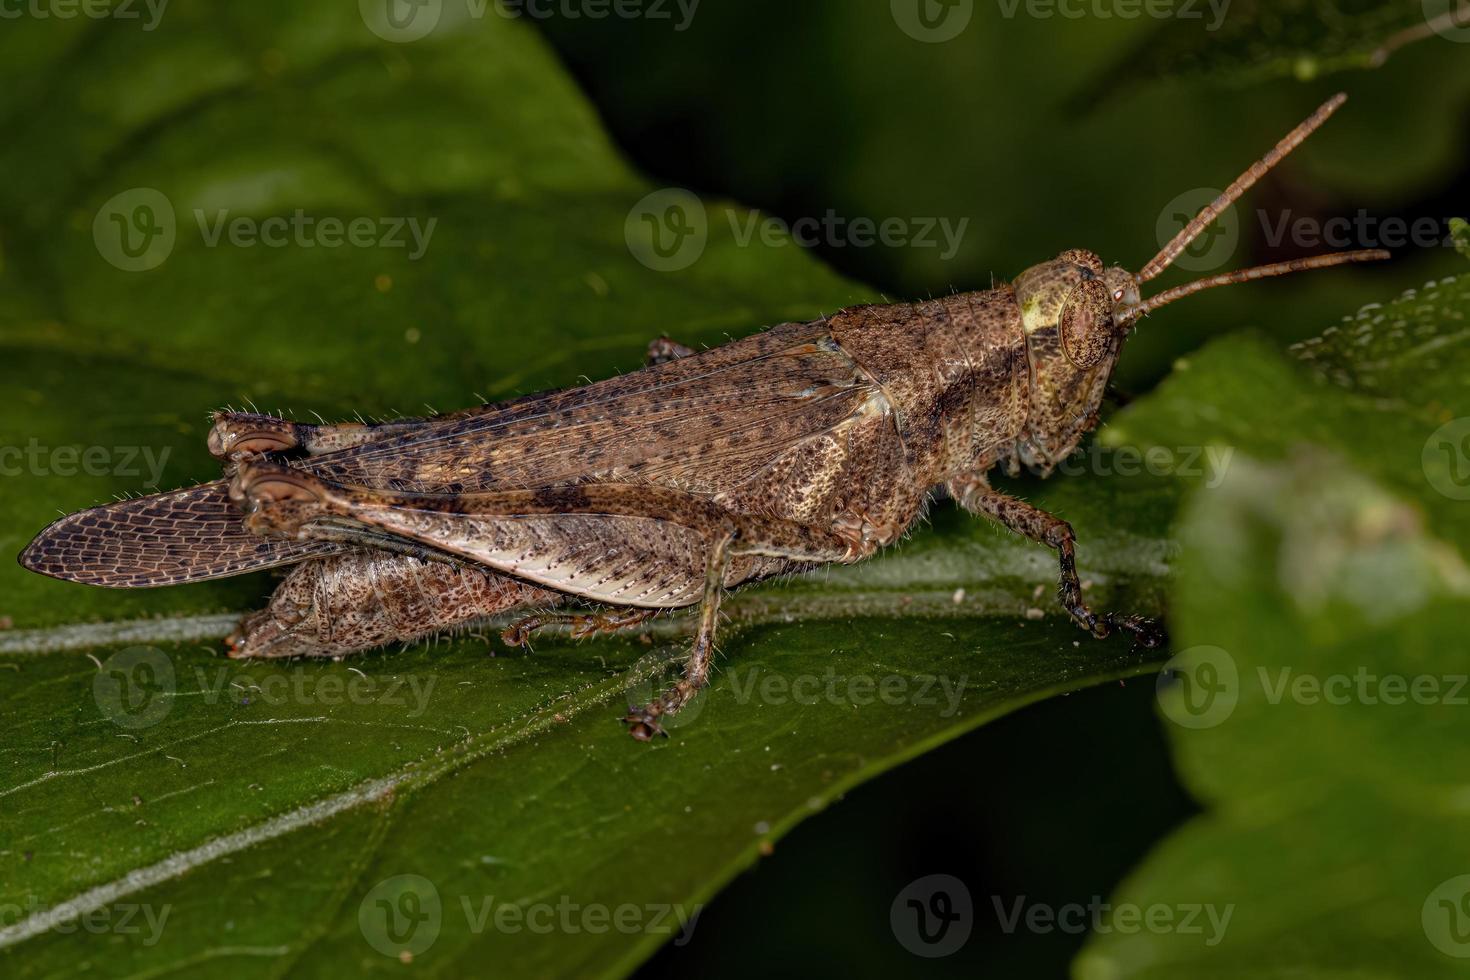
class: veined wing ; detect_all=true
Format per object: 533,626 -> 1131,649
19,481 -> 343,587
21,319 -> 875,587
310,319 -> 879,494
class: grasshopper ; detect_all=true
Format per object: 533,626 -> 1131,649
22,94 -> 1387,739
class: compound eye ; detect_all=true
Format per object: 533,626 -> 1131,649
1112,288 -> 1125,302
1059,278 -> 1112,368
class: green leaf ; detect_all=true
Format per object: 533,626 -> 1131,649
1076,453 -> 1470,978
1075,251 -> 1470,976
0,5 -> 1181,975
1451,217 -> 1470,259
1092,0 -> 1468,88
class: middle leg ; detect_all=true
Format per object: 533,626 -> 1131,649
230,462 -> 866,736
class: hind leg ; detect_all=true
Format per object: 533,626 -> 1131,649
229,550 -> 562,659
501,607 -> 658,647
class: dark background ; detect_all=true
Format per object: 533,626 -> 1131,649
523,2 -> 1470,975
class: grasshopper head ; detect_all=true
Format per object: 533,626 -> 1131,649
1002,95 -> 1396,474
1010,248 -> 1138,472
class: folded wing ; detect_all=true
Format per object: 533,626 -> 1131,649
20,481 -> 341,587
20,320 -> 878,588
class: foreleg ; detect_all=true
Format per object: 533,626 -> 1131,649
947,472 -> 1164,648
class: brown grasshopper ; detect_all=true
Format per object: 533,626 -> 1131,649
21,94 -> 1387,739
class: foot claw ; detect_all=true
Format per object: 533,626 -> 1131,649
623,705 -> 668,741
1106,613 -> 1168,651
500,617 -> 537,648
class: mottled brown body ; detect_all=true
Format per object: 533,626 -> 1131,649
234,550 -> 562,659
20,95 -> 1388,738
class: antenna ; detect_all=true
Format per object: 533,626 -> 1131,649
1139,93 -> 1349,284
1117,249 -> 1390,328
